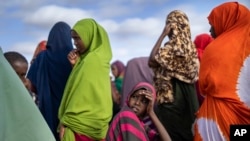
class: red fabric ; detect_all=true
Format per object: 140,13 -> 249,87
194,33 -> 213,61
75,133 -> 105,141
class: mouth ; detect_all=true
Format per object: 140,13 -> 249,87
131,107 -> 139,113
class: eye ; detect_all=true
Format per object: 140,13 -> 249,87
141,98 -> 149,104
131,95 -> 139,100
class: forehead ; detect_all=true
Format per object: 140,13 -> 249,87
71,30 -> 79,36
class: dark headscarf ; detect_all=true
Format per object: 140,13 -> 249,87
27,21 -> 73,140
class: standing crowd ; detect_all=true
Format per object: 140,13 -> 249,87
1,1 -> 249,141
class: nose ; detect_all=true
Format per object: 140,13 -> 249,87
135,98 -> 141,105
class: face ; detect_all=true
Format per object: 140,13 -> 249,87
209,26 -> 216,38
111,65 -> 118,78
71,30 -> 87,54
128,89 -> 149,118
12,61 -> 29,89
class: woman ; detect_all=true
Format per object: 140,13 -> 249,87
194,2 -> 250,141
106,82 -> 171,141
193,33 -> 213,106
58,18 -> 113,141
148,10 -> 199,141
111,60 -> 125,94
110,60 -> 125,118
27,21 -> 73,140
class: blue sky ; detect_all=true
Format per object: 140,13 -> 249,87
0,0 -> 249,64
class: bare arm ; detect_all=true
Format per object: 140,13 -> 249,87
148,111 -> 171,141
143,91 -> 172,141
148,24 -> 171,68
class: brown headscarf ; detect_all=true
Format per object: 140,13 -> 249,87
154,10 -> 199,103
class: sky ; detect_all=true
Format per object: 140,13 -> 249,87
1,0 -> 249,65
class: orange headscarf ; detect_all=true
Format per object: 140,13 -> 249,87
194,2 -> 250,141
31,40 -> 47,64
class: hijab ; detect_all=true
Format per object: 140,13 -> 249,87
59,18 -> 113,140
154,10 -> 199,103
121,57 -> 154,107
195,2 -> 250,141
27,21 -> 73,140
194,33 -> 213,61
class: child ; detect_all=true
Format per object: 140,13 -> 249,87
106,82 -> 171,141
4,51 -> 38,104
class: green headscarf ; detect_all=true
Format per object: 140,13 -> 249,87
0,48 -> 55,141
58,18 -> 113,140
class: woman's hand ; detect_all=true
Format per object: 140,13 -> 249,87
162,23 -> 171,37
59,124 -> 65,141
67,49 -> 79,66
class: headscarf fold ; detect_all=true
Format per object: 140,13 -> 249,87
106,82 -> 156,141
154,10 -> 199,103
194,2 -> 250,141
0,48 -> 55,141
58,18 -> 113,140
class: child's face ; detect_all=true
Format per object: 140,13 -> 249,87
12,61 -> 29,88
128,89 -> 149,118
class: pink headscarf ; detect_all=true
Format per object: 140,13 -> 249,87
126,82 -> 156,105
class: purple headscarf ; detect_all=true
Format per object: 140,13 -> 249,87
111,60 -> 125,77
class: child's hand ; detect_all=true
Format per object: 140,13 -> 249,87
67,49 -> 79,66
142,90 -> 155,115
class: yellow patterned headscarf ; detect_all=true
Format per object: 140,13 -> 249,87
154,10 -> 199,103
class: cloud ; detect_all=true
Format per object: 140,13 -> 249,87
23,5 -> 94,28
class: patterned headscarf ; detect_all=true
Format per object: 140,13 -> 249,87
154,10 -> 199,103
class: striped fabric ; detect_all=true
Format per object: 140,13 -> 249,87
106,106 -> 150,141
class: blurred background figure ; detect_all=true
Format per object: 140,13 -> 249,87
30,40 -> 47,64
193,33 -> 213,106
110,60 -> 125,119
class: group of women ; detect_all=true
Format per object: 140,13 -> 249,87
1,1 -> 249,141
